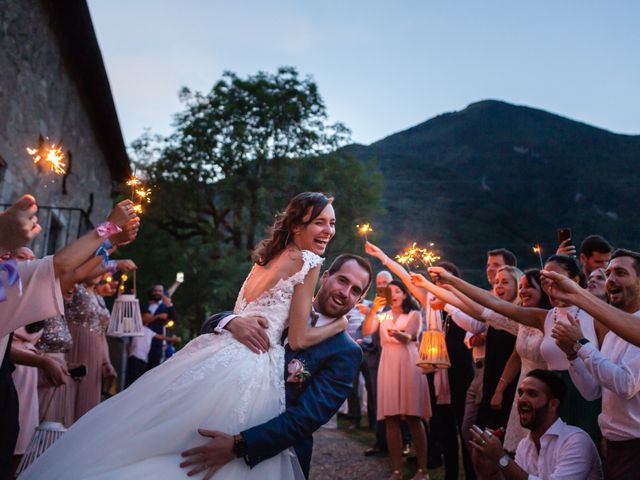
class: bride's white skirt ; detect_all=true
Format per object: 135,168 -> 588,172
21,333 -> 304,479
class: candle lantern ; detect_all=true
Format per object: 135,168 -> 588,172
417,329 -> 451,370
107,294 -> 144,337
416,303 -> 450,371
16,421 -> 67,474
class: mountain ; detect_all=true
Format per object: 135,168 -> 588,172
344,100 -> 640,280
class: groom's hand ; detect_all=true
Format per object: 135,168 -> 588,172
180,429 -> 235,479
226,315 -> 270,354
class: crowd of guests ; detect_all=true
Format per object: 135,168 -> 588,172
339,233 -> 640,480
0,194 -> 177,478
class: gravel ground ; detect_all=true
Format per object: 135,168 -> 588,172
310,425 -> 391,480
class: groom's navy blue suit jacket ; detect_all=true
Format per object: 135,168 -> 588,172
201,312 -> 362,478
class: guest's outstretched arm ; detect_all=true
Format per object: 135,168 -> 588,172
542,269 -> 640,347
429,267 -> 546,331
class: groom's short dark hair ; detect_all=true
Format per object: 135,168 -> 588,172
327,254 -> 373,291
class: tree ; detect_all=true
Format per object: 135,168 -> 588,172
126,67 -> 383,334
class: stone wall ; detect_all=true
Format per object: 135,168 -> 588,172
0,0 -> 122,254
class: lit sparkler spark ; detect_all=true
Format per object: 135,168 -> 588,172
126,176 -> 141,187
533,243 -> 544,269
396,242 -> 441,269
356,223 -> 373,241
132,204 -> 143,214
27,144 -> 66,175
135,187 -> 152,203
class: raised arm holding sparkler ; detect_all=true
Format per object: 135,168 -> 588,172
363,241 -> 464,312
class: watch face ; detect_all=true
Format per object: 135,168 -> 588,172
499,455 -> 510,468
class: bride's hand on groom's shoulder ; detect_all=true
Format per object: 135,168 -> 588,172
226,315 -> 271,354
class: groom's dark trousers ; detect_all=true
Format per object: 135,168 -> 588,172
202,312 -> 362,478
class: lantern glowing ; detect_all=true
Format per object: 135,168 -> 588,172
417,330 -> 451,370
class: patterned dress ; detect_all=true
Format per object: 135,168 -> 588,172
65,284 -> 112,422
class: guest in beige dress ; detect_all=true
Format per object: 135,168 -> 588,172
65,278 -> 117,421
362,280 -> 431,480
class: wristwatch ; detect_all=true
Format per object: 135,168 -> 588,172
572,337 -> 590,354
498,453 -> 510,469
232,434 -> 248,458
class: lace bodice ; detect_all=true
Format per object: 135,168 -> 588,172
233,250 -> 324,345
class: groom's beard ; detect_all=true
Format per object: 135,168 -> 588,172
313,289 -> 352,319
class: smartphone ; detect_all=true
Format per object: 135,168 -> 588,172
176,272 -> 184,283
69,365 -> 87,379
556,228 -> 572,245
375,286 -> 392,305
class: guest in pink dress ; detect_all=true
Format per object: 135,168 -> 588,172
362,280 -> 431,480
11,326 -> 44,456
65,277 -> 117,422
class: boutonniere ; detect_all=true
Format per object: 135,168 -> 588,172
286,359 -> 310,383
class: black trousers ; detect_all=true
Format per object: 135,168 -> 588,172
126,356 -> 148,388
0,344 -> 19,479
605,438 -> 640,480
347,358 -> 376,428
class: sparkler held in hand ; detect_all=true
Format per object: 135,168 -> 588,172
356,223 -> 373,242
533,243 -> 544,269
396,242 -> 441,270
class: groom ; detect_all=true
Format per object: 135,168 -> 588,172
180,254 -> 373,479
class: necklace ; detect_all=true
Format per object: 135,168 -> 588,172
552,305 -> 581,325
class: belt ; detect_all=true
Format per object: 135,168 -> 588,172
474,360 -> 485,369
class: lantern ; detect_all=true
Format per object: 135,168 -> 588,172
16,421 -> 67,474
416,302 -> 450,370
107,294 -> 144,337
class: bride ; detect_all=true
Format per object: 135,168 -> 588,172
22,192 -> 345,479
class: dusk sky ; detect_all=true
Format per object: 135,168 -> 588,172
88,1 -> 640,146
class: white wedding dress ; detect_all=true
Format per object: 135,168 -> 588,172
21,251 -> 322,480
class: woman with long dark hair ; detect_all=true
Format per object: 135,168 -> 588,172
23,192 -> 343,480
362,279 -> 431,480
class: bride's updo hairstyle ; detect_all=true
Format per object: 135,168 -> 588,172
252,192 -> 334,266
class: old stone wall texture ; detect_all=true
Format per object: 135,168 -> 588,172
0,0 -> 120,254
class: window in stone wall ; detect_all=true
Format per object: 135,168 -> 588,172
45,212 -> 65,255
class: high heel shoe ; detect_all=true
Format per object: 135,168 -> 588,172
389,470 -> 403,480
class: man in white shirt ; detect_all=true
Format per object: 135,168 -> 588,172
553,249 -> 640,479
470,369 -> 602,479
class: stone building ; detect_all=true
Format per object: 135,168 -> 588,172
0,0 -> 130,256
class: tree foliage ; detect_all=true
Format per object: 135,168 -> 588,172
125,67 -> 383,335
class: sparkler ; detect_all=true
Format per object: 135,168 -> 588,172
27,144 -> 66,175
396,242 -> 441,269
533,243 -> 544,269
126,172 -> 151,215
356,223 -> 373,242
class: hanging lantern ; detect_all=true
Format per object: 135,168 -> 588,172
107,294 -> 144,337
16,421 -> 67,475
416,299 -> 450,371
417,329 -> 451,370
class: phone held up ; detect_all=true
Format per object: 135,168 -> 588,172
375,286 -> 392,305
556,228 -> 572,245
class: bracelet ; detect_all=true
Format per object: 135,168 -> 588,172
95,221 -> 122,238
105,260 -> 118,273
